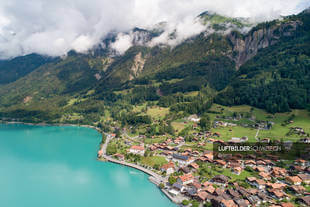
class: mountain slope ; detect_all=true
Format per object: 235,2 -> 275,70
0,54 -> 103,107
0,54 -> 53,85
216,11 -> 310,113
0,9 -> 309,123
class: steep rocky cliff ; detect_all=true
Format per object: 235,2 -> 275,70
229,20 -> 301,68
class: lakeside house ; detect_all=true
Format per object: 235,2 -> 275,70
168,188 -> 180,197
177,173 -> 194,185
161,162 -> 175,175
172,154 -> 194,166
129,145 -> 145,155
97,149 -> 104,158
172,182 -> 184,192
113,153 -> 125,161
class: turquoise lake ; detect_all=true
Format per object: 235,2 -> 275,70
0,124 -> 176,207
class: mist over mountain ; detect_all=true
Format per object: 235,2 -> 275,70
0,0 -> 309,59
0,2 -> 309,125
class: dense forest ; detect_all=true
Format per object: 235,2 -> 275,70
215,11 -> 310,113
0,54 -> 53,85
0,9 -> 309,124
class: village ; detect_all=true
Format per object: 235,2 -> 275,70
97,108 -> 310,207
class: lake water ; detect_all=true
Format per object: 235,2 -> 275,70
0,124 -> 176,207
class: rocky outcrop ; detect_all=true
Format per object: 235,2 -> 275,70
129,52 -> 146,80
229,20 -> 301,68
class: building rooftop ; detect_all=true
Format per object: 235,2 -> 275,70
130,145 -> 144,151
173,153 -> 189,161
178,173 -> 194,183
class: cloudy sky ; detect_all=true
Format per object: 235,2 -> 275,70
0,0 -> 309,59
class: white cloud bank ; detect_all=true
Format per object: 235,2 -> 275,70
0,0 -> 309,59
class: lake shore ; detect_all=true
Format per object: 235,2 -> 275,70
0,121 -> 179,205
98,133 -> 182,205
1,120 -> 102,133
0,123 -> 176,207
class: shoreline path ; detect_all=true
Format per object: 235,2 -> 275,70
100,134 -> 183,204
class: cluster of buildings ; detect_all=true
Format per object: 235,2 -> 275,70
150,141 -> 310,207
289,127 -> 308,136
213,121 -> 237,128
163,152 -> 310,206
105,127 -> 310,206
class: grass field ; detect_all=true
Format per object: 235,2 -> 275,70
208,104 -> 310,142
171,122 -> 186,133
211,126 -> 257,141
141,156 -> 167,167
132,103 -> 147,113
199,162 -> 253,182
171,119 -> 193,133
146,106 -> 169,120
144,137 -> 167,144
184,91 -> 199,97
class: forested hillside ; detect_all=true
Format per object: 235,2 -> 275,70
0,54 -> 53,85
216,10 -> 310,113
0,9 -> 309,124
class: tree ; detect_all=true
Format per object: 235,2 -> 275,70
115,128 -> 121,138
159,183 -> 165,189
182,200 -> 190,206
199,114 -> 211,131
101,133 -> 107,144
144,150 -> 149,157
168,175 -> 177,185
191,200 -> 199,207
204,202 -> 212,207
153,164 -> 160,170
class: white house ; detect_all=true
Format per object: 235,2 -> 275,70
172,154 -> 194,166
188,114 -> 200,122
161,162 -> 175,175
177,173 -> 194,185
129,145 -> 145,155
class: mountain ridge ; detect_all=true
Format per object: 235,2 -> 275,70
0,9 -> 309,123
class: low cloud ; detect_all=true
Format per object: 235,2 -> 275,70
0,0 -> 308,59
110,33 -> 133,55
148,16 -> 206,47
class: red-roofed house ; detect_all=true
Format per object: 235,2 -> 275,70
232,166 -> 242,175
196,191 -> 208,201
204,185 -> 215,194
177,173 -> 194,185
286,176 -> 302,185
161,162 -> 175,175
189,162 -> 199,170
280,202 -> 295,207
97,149 -> 104,158
129,145 -> 145,155
297,174 -> 310,184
